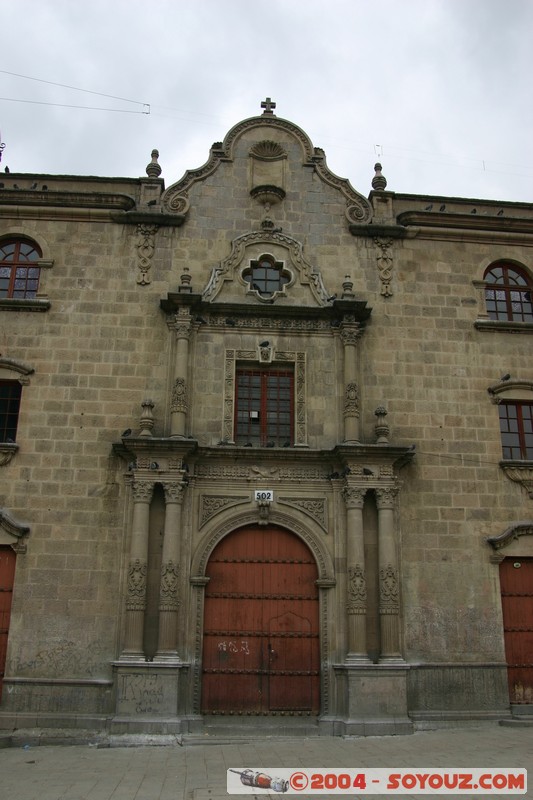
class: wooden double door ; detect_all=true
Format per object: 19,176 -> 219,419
0,547 -> 16,701
500,557 -> 533,704
202,525 -> 320,714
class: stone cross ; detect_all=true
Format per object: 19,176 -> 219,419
261,97 -> 276,115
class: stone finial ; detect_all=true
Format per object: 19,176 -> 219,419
372,162 -> 387,191
342,275 -> 355,299
178,265 -> 193,293
146,149 -> 162,178
374,406 -> 390,444
139,399 -> 155,437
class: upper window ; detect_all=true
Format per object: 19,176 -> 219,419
243,255 -> 290,298
235,368 -> 293,447
499,402 -> 533,460
0,239 -> 42,299
484,263 -> 533,323
0,380 -> 22,443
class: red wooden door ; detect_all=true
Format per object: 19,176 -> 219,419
202,526 -> 319,714
0,547 -> 16,702
500,557 -> 533,704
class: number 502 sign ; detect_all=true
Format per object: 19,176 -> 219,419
254,489 -> 273,502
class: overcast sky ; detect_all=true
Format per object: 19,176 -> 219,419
1,0 -> 532,204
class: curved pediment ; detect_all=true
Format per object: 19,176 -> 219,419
487,521 -> 533,550
0,508 -> 30,552
161,112 -> 372,226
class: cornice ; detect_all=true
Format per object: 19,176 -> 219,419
349,223 -> 409,239
397,210 -> 533,242
0,189 -> 135,211
159,297 -> 371,326
111,210 -> 185,227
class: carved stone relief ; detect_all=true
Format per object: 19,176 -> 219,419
200,495 -> 248,527
375,237 -> 394,297
170,377 -> 189,413
379,564 -> 399,613
343,382 -> 360,418
136,223 -> 158,285
126,559 -> 147,610
279,497 -> 327,530
347,564 -> 367,614
159,561 -> 180,610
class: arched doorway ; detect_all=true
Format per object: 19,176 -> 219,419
201,525 -> 320,714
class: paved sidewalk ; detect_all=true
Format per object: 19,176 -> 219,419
1,724 -> 532,800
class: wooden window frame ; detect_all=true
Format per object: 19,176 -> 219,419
0,239 -> 43,300
234,368 -> 294,447
499,401 -> 533,460
484,263 -> 533,323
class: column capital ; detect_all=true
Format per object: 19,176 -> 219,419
162,481 -> 186,504
375,485 -> 398,509
342,485 -> 367,509
132,480 -> 154,503
339,323 -> 363,348
170,306 -> 193,340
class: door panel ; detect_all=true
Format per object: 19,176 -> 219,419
500,557 -> 533,703
0,547 -> 16,701
202,525 -> 319,714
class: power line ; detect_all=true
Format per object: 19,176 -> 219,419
0,69 -> 148,107
0,97 -> 149,114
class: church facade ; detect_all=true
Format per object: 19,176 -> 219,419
0,101 -> 532,736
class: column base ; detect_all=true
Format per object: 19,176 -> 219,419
153,651 -> 181,664
378,655 -> 407,665
116,651 -> 146,663
344,653 -> 373,665
334,662 -> 413,735
112,661 -> 189,717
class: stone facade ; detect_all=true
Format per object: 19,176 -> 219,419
0,102 -> 532,736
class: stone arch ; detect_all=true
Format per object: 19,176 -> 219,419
191,508 -> 335,583
0,228 -> 54,265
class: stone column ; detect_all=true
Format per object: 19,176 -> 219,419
375,486 -> 402,661
121,480 -> 154,659
340,318 -> 361,443
169,307 -> 192,437
342,485 -> 371,662
155,481 -> 186,661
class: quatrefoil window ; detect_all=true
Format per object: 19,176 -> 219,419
243,254 -> 290,298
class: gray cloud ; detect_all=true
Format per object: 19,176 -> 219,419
1,0 -> 532,202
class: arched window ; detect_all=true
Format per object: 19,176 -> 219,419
0,239 -> 42,299
484,263 -> 533,322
